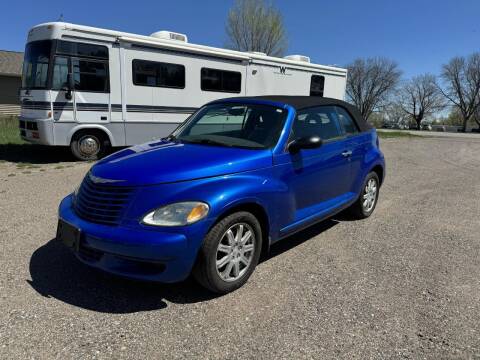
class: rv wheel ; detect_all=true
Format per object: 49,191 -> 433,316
70,131 -> 110,161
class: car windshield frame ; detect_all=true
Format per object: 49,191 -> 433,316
172,102 -> 288,150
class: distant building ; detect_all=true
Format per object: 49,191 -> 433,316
0,50 -> 23,116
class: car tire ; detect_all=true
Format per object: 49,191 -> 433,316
348,171 -> 380,219
193,211 -> 263,294
70,131 -> 110,161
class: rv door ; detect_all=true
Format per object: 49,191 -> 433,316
72,58 -> 110,123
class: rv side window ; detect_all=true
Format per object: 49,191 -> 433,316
51,56 -> 69,90
72,59 -> 109,92
201,68 -> 241,93
310,75 -> 325,97
132,60 -> 185,89
56,41 -> 109,60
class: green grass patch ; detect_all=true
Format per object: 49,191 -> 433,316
377,130 -> 421,139
0,116 -> 24,145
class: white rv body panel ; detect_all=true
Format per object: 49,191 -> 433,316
19,22 -> 348,148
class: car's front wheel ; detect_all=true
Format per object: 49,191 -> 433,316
348,171 -> 380,219
193,211 -> 262,294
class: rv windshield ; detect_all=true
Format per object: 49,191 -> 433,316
172,103 -> 287,149
22,40 -> 52,90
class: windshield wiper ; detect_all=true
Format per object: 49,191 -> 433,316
186,138 -> 232,147
162,135 -> 177,142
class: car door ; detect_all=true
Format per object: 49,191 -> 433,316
276,106 -> 354,234
335,106 -> 366,192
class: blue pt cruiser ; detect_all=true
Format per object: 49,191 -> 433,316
57,96 -> 385,294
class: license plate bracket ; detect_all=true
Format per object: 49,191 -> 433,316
56,219 -> 81,251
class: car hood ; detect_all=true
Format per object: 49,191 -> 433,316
90,140 -> 273,186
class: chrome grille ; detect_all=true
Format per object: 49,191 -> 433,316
74,176 -> 135,225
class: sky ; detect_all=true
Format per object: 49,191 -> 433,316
1,0 -> 479,79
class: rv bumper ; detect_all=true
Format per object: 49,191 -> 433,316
19,117 -> 54,145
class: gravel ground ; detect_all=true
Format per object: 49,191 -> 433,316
0,137 -> 479,359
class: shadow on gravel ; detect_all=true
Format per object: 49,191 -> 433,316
28,219 -> 339,313
263,219 -> 339,261
0,144 -> 75,164
27,238 -> 216,313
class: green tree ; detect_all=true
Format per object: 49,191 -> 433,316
225,0 -> 287,57
441,108 -> 463,126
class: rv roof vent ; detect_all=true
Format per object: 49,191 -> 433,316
247,51 -> 267,56
284,55 -> 311,63
150,31 -> 188,43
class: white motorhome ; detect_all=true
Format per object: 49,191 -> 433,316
19,22 -> 348,160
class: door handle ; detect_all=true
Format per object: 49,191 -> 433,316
342,150 -> 352,157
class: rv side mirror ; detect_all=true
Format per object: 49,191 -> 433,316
63,73 -> 73,100
288,136 -> 322,153
64,88 -> 72,100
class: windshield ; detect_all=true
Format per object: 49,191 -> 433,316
173,103 -> 287,149
22,40 -> 52,89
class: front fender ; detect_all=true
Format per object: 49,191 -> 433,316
126,170 -> 289,242
67,125 -> 115,146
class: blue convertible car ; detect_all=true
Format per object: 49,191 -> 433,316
57,96 -> 385,293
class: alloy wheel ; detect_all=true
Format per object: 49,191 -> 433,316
362,178 -> 378,212
215,223 -> 255,282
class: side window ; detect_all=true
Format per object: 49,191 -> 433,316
51,56 -> 69,90
336,106 -> 359,135
310,75 -> 325,97
72,59 -> 109,92
201,68 -> 242,93
57,41 -> 109,60
132,60 -> 185,88
53,40 -> 110,93
292,106 -> 342,142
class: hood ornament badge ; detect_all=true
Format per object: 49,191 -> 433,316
88,172 -> 125,184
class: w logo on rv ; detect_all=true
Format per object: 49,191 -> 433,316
275,66 -> 290,76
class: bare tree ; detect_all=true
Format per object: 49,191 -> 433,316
225,0 -> 287,57
346,58 -> 401,120
440,53 -> 480,132
398,74 -> 445,129
472,106 -> 480,130
383,102 -> 410,128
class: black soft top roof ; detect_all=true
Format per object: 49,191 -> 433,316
216,96 -> 372,132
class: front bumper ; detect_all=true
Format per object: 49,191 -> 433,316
19,117 -> 55,145
58,195 -> 198,283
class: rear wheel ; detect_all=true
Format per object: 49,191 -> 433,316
348,171 -> 380,219
193,212 -> 262,294
70,131 -> 110,161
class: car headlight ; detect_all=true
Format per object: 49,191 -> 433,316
142,202 -> 209,227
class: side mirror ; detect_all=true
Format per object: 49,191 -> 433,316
64,88 -> 72,100
63,73 -> 73,100
288,136 -> 322,153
